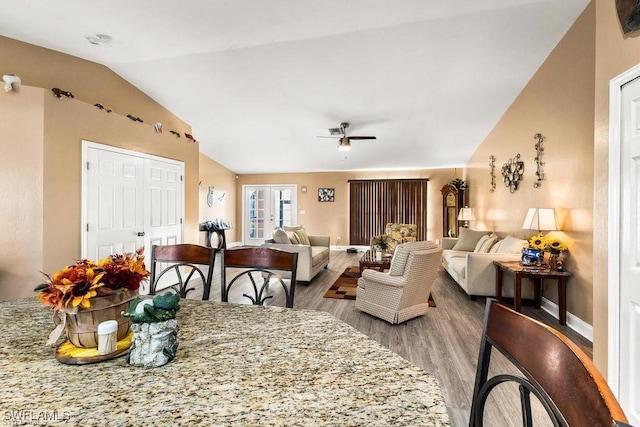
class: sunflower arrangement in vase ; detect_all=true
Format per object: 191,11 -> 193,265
526,235 -> 568,270
35,248 -> 150,348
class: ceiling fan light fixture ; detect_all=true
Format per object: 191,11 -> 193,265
338,137 -> 351,152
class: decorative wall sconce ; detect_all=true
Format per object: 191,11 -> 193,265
489,155 -> 496,193
533,133 -> 545,188
206,186 -> 225,207
207,187 -> 216,207
501,153 -> 525,193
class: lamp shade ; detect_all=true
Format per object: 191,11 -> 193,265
338,137 -> 351,152
522,208 -> 559,231
458,207 -> 475,221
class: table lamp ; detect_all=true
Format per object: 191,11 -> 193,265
522,208 -> 559,233
458,206 -> 475,228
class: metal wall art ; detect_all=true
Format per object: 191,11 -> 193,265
489,155 -> 496,193
501,153 -> 524,193
533,133 -> 545,188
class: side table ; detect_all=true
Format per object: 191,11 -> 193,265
493,260 -> 572,325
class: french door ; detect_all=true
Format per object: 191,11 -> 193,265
82,141 -> 184,271
243,185 -> 296,246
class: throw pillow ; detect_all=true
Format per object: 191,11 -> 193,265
475,235 -> 498,253
451,228 -> 492,252
489,239 -> 502,253
284,225 -> 304,232
496,235 -> 527,254
473,235 -> 491,253
294,229 -> 311,246
272,228 -> 289,244
286,231 -> 299,244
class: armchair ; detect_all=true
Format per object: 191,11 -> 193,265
370,223 -> 417,254
355,241 -> 441,324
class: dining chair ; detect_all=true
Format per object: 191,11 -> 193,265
470,298 -> 629,427
221,247 -> 298,308
149,244 -> 217,300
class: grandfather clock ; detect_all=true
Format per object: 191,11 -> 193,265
441,184 -> 466,238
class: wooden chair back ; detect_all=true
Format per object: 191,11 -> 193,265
470,299 -> 629,427
221,247 -> 298,308
149,244 -> 216,300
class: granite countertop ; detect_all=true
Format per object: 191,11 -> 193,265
0,299 -> 449,426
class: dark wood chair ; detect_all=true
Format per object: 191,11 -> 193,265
221,247 -> 298,308
149,244 -> 217,300
470,298 -> 630,427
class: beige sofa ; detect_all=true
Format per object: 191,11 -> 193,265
262,226 -> 330,283
441,233 -> 533,299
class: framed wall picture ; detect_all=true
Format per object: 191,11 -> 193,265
318,188 -> 335,202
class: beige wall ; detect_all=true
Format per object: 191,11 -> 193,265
236,168 -> 457,245
0,36 -> 189,135
0,36 -> 203,300
42,88 -> 200,277
466,3 -> 595,325
198,153 -> 238,244
0,87 -> 44,300
593,0 -> 640,372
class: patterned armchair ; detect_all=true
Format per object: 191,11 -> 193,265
355,241 -> 441,324
370,223 -> 418,254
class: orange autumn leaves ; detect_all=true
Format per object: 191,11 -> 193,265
36,248 -> 150,310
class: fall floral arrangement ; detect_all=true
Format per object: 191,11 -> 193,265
527,235 -> 568,254
35,248 -> 150,311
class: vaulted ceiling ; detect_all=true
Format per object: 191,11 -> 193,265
1,0 -> 589,174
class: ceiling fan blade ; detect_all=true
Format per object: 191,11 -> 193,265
316,135 -> 341,139
348,136 -> 377,140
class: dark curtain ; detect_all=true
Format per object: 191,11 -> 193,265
348,179 -> 428,245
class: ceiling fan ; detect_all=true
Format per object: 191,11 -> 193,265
317,122 -> 376,151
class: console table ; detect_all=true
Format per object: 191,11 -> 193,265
493,260 -> 571,325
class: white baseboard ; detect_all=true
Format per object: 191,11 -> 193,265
541,297 -> 593,342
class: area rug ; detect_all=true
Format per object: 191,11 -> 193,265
324,266 -> 437,307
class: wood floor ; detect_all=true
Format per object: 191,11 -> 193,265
186,249 -> 593,426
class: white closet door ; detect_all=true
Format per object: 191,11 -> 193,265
85,147 -> 144,260
83,142 -> 184,274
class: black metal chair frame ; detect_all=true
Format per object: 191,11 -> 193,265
221,247 -> 298,308
149,244 -> 216,300
470,298 -> 629,427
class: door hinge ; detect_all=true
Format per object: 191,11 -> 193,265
86,161 -> 90,170
180,175 -> 183,182
180,218 -> 183,224
86,224 -> 89,232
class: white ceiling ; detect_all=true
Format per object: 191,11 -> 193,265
1,0 -> 589,174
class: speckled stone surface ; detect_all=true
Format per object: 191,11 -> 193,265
0,299 -> 450,426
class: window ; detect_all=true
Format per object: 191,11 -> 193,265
349,179 -> 428,245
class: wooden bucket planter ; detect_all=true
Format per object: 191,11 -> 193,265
63,289 -> 138,348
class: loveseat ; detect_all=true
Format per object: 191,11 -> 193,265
441,229 -> 533,299
262,225 -> 330,283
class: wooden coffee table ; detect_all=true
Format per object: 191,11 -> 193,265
359,250 -> 392,275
